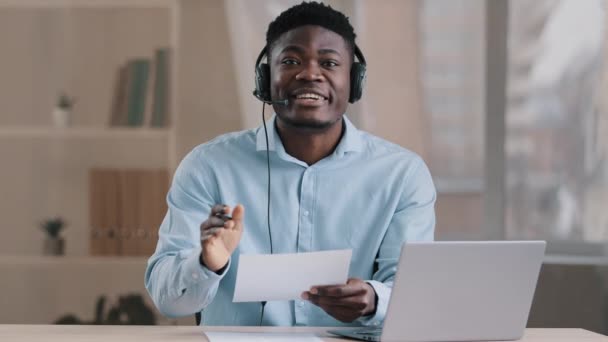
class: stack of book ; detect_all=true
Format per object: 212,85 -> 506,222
109,47 -> 170,128
89,168 -> 168,256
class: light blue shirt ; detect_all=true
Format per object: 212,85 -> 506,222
145,115 -> 436,327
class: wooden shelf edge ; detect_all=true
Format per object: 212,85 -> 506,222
0,0 -> 174,9
0,127 -> 169,139
0,255 -> 149,265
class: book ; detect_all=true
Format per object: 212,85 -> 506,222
125,59 -> 151,127
109,65 -> 129,127
89,169 -> 122,255
151,48 -> 170,128
89,169 -> 103,255
119,170 -> 140,256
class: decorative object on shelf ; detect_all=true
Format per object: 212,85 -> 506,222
40,217 -> 66,256
54,293 -> 156,325
52,92 -> 76,128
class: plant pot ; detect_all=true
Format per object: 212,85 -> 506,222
52,107 -> 71,128
43,237 -> 65,256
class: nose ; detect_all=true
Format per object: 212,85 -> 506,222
295,62 -> 324,82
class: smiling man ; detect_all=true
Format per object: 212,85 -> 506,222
145,1 -> 436,327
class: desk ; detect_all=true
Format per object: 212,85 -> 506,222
0,325 -> 605,341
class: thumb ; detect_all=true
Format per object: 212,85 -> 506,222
231,204 -> 245,222
346,278 -> 363,287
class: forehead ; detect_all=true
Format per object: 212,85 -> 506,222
269,25 -> 350,58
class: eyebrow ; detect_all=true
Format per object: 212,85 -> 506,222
279,45 -> 342,57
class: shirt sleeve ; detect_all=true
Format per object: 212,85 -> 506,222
144,149 -> 229,318
358,156 -> 436,326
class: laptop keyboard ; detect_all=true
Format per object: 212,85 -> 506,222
354,328 -> 383,335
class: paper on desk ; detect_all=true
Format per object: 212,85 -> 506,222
205,332 -> 323,342
233,249 -> 352,302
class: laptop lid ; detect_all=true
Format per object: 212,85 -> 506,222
380,240 -> 546,342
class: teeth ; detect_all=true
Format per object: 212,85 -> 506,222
295,93 -> 323,100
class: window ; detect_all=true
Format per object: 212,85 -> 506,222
418,0 -> 486,238
505,0 -> 608,244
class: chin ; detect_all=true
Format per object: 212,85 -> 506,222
278,111 -> 340,130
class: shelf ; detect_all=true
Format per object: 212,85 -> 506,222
0,126 -> 169,139
0,255 -> 148,265
0,0 -> 173,9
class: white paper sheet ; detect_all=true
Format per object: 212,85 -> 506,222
205,332 -> 323,342
233,249 -> 352,302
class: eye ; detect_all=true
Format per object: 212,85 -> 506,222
281,58 -> 299,65
321,60 -> 339,68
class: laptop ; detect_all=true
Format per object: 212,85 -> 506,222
329,241 -> 546,342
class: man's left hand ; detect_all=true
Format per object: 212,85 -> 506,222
301,278 -> 376,323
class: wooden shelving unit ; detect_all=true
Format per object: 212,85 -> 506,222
0,0 -> 244,324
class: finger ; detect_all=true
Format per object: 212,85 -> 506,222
231,204 -> 244,220
210,204 -> 230,217
307,293 -> 368,311
230,204 -> 245,229
201,227 -> 225,241
200,217 -> 230,231
202,226 -> 223,236
310,283 -> 365,298
201,229 -> 221,241
202,225 -> 227,236
214,213 -> 233,221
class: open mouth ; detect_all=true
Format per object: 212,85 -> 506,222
291,91 -> 328,106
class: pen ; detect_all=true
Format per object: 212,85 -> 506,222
214,212 -> 232,221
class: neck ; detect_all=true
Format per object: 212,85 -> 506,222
275,117 -> 344,165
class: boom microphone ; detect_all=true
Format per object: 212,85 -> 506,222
268,99 -> 288,106
253,90 -> 288,106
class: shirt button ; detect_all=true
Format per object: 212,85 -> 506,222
298,301 -> 305,307
373,321 -> 379,326
192,272 -> 199,280
303,210 -> 309,216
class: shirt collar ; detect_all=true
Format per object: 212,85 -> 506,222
255,114 -> 280,152
255,114 -> 363,155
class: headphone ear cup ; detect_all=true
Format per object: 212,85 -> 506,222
349,62 -> 366,103
255,63 -> 272,102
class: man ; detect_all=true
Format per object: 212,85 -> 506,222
145,1 -> 435,327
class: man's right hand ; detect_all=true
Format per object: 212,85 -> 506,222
199,204 -> 244,272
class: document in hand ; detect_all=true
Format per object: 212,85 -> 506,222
233,249 -> 352,302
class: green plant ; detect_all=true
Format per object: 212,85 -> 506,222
40,217 -> 65,238
57,92 -> 76,109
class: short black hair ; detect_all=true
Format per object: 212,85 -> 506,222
266,1 -> 356,56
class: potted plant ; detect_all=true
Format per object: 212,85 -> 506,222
40,217 -> 66,256
52,92 -> 76,127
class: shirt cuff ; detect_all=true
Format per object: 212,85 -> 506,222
181,249 -> 231,286
357,280 -> 390,327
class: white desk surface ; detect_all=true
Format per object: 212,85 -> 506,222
0,325 -> 606,341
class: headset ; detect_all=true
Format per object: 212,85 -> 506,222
252,44 -> 367,104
